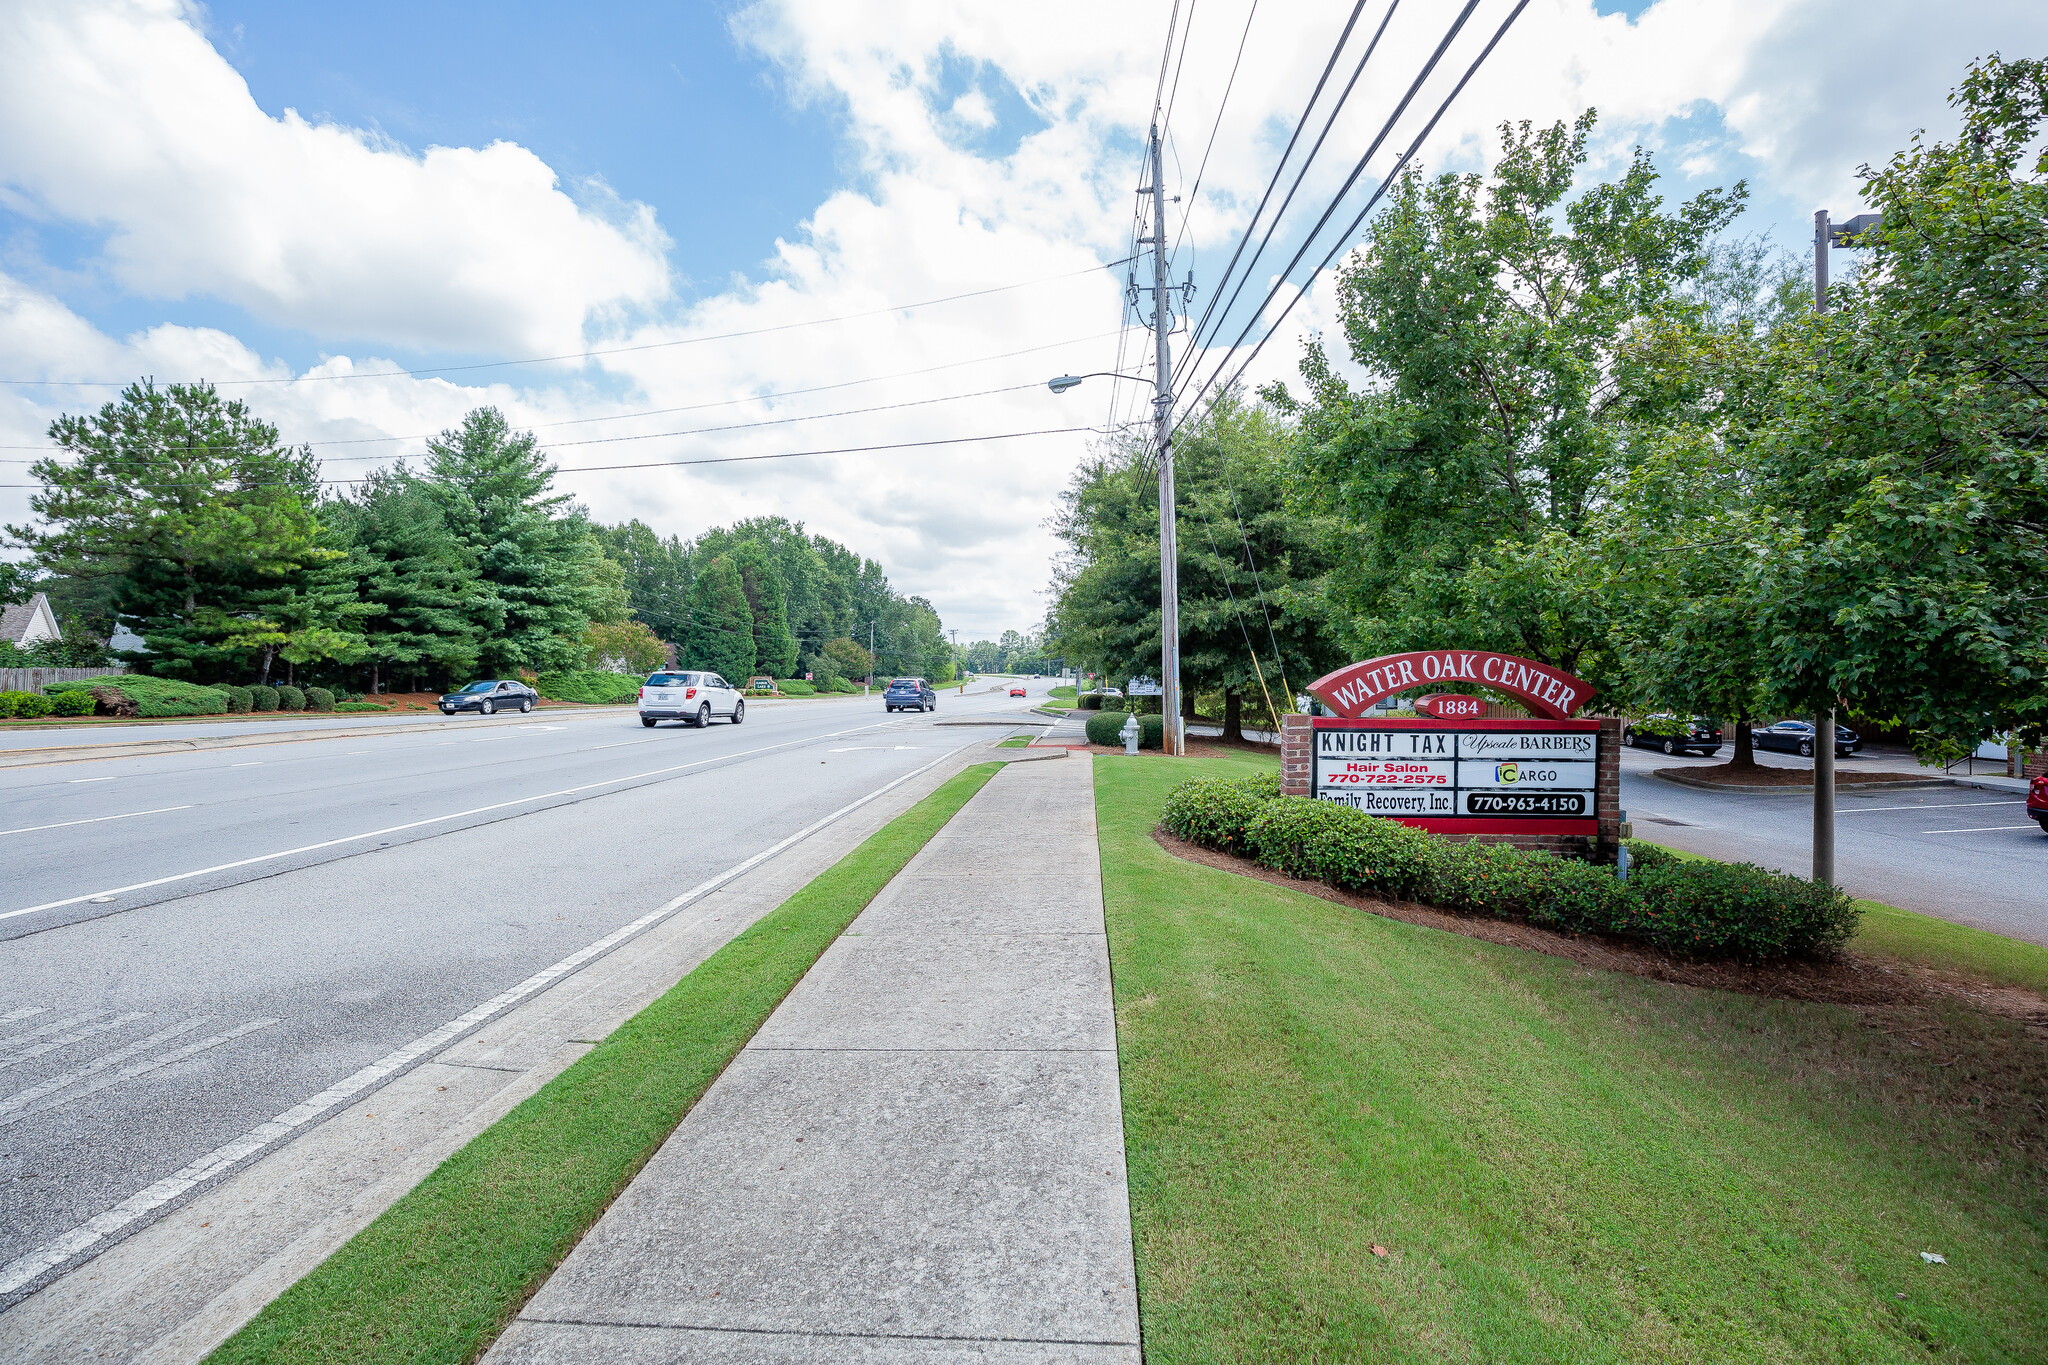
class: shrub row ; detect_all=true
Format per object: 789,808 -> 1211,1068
0,690 -> 57,718
1076,691 -> 1106,710
1085,710 -> 1163,748
777,679 -> 816,697
47,675 -> 231,718
1159,774 -> 1858,961
535,670 -> 642,705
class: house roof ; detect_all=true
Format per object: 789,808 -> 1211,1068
1,592 -> 58,647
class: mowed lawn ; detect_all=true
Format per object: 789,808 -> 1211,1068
1097,753 -> 2048,1363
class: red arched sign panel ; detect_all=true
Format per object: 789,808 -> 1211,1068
1307,651 -> 1594,721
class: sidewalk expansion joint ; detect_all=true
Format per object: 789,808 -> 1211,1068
519,1317 -> 1140,1348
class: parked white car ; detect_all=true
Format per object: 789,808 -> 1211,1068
639,671 -> 745,728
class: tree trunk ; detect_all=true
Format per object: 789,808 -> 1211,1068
1729,712 -> 1757,769
257,645 -> 275,686
1182,686 -> 1196,725
1223,688 -> 1243,743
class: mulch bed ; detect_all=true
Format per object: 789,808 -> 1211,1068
1149,826 -> 2048,1031
1654,762 -> 1935,787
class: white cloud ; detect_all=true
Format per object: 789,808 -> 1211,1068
0,0 -> 670,357
5,0 -> 2042,639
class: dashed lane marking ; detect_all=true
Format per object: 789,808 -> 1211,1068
0,805 -> 194,838
0,1018 -> 208,1114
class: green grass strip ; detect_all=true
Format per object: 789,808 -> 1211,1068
1099,756 -> 2048,1362
209,760 -> 1003,1365
996,736 -> 1032,748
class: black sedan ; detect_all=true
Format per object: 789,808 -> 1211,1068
1751,718 -> 1859,758
1623,714 -> 1722,756
439,679 -> 539,715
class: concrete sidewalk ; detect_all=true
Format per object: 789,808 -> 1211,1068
487,753 -> 1140,1364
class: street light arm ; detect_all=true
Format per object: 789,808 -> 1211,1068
1047,371 -> 1155,394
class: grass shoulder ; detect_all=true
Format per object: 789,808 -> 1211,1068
1098,755 -> 2047,1362
208,760 -> 1004,1365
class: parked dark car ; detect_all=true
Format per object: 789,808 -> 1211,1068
1623,714 -> 1722,757
2028,773 -> 2047,833
883,677 -> 937,712
1751,718 -> 1859,758
439,679 -> 538,715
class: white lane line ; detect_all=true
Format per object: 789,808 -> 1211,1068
0,1014 -> 148,1071
0,1011 -> 107,1050
0,806 -> 194,838
229,762 -> 262,768
1,1007 -> 48,1024
0,738 -> 965,1297
0,720 -> 908,924
1840,800 -> 2024,814
0,1018 -> 208,1113
0,1018 -> 275,1130
1921,825 -> 2040,834
68,777 -> 117,784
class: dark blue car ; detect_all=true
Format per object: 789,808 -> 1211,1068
884,677 -> 936,713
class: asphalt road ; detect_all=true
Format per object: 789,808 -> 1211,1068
0,679 -> 1050,1294
1617,743 -> 2048,945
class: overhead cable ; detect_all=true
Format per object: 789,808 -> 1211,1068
0,258 -> 1134,389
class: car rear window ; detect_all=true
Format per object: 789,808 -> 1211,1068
646,673 -> 696,687
890,678 -> 921,687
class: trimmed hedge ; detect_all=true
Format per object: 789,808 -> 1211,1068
1086,710 -> 1163,748
219,685 -> 254,714
536,670 -> 642,705
49,689 -> 96,717
0,690 -> 55,718
1077,692 -> 1106,710
335,701 -> 388,713
47,675 -> 230,718
251,685 -> 279,712
1159,774 -> 1858,961
305,687 -> 336,712
276,685 -> 307,712
778,679 -> 816,697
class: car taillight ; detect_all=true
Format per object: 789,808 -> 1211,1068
686,687 -> 697,699
638,687 -> 645,700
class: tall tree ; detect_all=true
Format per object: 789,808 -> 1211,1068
1281,111 -> 1744,683
7,380 -> 330,679
324,471 -> 489,691
679,554 -> 755,682
423,408 -> 627,675
732,542 -> 799,677
596,519 -> 693,644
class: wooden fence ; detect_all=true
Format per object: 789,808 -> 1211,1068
0,665 -> 129,693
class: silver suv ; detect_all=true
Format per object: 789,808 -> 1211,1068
640,671 -> 745,728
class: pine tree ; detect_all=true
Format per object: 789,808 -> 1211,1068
679,555 -> 755,682
733,543 -> 798,677
325,471 -> 490,691
422,408 -> 628,674
8,380 -> 329,680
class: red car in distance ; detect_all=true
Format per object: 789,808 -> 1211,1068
1010,686 -> 1027,698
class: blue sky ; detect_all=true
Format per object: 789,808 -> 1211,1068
1,1 -> 2041,638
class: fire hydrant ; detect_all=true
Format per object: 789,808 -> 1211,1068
1120,711 -> 1141,756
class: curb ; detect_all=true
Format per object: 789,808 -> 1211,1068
1649,770 -> 1952,793
933,719 -> 1054,728
0,708 -> 631,770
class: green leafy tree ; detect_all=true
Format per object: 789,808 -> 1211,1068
1051,395 -> 1345,736
582,619 -> 669,675
1733,55 -> 2048,749
821,636 -> 872,684
7,380 -> 330,680
679,554 -> 755,681
1280,111 -> 1744,685
597,519 -> 692,644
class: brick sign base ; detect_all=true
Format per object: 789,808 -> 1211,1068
1281,712 -> 1622,862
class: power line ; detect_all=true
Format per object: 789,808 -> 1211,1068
0,427 -> 1097,491
0,258 -> 1134,389
1169,0 -> 1263,262
0,327 -> 1131,454
1164,0 -> 1373,389
3,381 -> 1054,466
1175,0 -> 1533,436
1173,0 -> 1403,391
1173,0 -> 1483,419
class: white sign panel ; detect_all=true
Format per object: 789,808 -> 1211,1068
1312,724 -> 1598,823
